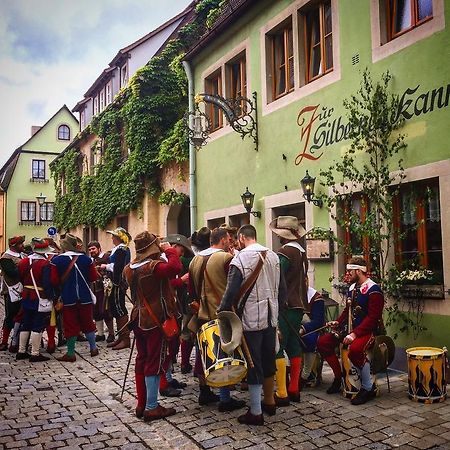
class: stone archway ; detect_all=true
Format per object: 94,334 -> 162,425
166,198 -> 190,237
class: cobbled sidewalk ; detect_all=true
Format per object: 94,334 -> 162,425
1,313 -> 450,449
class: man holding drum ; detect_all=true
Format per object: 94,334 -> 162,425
317,256 -> 384,405
189,227 -> 246,411
218,225 -> 286,425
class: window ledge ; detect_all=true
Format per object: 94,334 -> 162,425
19,221 -> 52,226
30,178 -> 49,183
371,0 -> 445,63
400,284 -> 445,300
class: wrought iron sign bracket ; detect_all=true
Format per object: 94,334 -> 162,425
192,91 -> 259,151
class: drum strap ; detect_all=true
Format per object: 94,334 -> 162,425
234,251 -> 267,316
205,269 -> 224,317
190,255 -> 211,308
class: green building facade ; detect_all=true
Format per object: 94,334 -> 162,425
0,106 -> 78,250
185,0 -> 450,362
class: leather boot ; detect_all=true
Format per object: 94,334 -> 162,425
111,315 -> 130,350
0,327 -> 11,351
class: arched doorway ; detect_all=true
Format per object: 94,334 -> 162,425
166,198 -> 190,237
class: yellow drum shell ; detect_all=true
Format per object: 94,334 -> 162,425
406,347 -> 447,404
198,319 -> 247,388
341,346 -> 378,399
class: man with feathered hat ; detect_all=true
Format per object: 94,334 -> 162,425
0,235 -> 26,351
269,216 -> 309,406
123,231 -> 181,421
100,227 -> 132,350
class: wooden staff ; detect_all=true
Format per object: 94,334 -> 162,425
120,335 -> 136,401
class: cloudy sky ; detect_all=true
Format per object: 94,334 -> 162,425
0,0 -> 190,168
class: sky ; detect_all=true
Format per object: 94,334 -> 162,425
0,0 -> 190,168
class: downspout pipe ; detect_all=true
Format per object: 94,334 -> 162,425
182,60 -> 197,234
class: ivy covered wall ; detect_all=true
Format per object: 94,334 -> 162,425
51,0 -> 224,231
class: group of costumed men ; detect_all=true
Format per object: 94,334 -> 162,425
0,215 -> 385,424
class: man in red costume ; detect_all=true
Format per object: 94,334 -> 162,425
317,256 -> 384,405
123,231 -> 181,421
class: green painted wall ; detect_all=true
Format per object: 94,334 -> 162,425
193,0 -> 450,229
190,0 -> 450,349
6,107 -> 78,242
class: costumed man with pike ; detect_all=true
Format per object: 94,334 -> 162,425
123,231 -> 181,421
317,256 -> 384,405
270,216 -> 309,406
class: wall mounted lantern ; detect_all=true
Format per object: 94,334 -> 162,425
36,193 -> 46,206
301,171 -> 323,208
241,187 -> 261,218
186,92 -> 259,151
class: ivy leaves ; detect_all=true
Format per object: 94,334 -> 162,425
51,0 -> 222,229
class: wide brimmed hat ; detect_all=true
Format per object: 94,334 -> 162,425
217,311 -> 243,354
31,237 -> 55,255
59,233 -> 79,252
164,234 -> 193,257
106,227 -> 132,245
132,231 -> 160,263
269,216 -> 307,241
190,226 -> 211,251
371,335 -> 396,374
8,235 -> 25,247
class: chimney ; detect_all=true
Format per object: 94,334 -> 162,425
31,126 -> 42,136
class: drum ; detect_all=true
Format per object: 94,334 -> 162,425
341,346 -> 377,399
197,319 -> 247,388
406,347 -> 447,404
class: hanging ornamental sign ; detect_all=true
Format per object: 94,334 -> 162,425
295,83 -> 450,165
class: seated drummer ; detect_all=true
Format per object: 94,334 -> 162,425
316,256 -> 384,405
299,277 -> 325,386
188,227 -> 245,411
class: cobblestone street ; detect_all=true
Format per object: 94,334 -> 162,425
1,320 -> 450,450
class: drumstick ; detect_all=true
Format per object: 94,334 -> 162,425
301,324 -> 329,338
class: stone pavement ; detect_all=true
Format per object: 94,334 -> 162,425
1,328 -> 450,449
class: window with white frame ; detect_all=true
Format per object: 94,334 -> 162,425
121,64 -> 128,88
93,95 -> 99,115
106,82 -> 112,105
99,90 -> 105,112
58,124 -> 70,140
21,201 -> 36,223
40,202 -> 54,222
80,109 -> 86,130
32,159 -> 45,180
